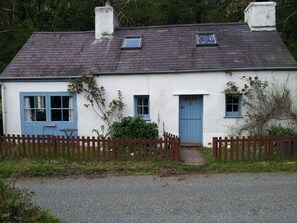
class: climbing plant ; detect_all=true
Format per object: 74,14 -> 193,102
68,73 -> 125,134
223,76 -> 297,136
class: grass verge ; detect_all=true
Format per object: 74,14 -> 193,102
0,158 -> 198,179
202,148 -> 297,173
1,149 -> 297,179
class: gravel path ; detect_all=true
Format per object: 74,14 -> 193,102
16,173 -> 297,223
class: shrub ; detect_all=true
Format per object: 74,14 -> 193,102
0,180 -> 60,222
267,125 -> 295,136
109,116 -> 158,139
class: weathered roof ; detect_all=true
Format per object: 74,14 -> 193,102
1,22 -> 297,79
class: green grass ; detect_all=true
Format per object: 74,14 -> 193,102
0,158 -> 197,178
202,148 -> 297,173
1,148 -> 297,179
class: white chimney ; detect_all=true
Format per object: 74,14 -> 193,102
244,1 -> 276,31
95,5 -> 119,39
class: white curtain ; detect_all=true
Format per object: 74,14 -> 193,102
68,96 -> 73,121
24,97 -> 32,121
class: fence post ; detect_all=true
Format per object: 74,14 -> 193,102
173,137 -> 180,161
212,137 -> 218,160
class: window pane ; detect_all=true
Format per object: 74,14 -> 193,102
36,109 -> 46,121
226,96 -> 232,103
51,109 -> 62,121
226,105 -> 233,112
51,96 -> 61,108
24,96 -> 34,109
123,37 -> 141,48
137,106 -> 142,115
62,96 -> 72,108
62,109 -> 73,121
143,106 -> 149,114
35,96 -> 46,109
25,109 -> 34,121
143,97 -> 148,106
137,98 -> 143,106
233,97 -> 239,103
197,34 -> 216,45
233,105 -> 239,112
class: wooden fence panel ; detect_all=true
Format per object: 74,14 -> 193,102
0,134 -> 180,162
213,135 -> 297,161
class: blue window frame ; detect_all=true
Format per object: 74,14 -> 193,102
134,95 -> 150,120
225,95 -> 242,117
20,92 -> 77,136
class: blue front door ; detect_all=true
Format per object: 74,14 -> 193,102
179,95 -> 203,143
20,92 -> 77,136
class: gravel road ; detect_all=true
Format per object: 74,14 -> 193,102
16,173 -> 297,223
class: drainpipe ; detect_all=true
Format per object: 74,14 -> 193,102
1,83 -> 6,134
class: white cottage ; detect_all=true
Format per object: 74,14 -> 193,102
1,1 -> 297,146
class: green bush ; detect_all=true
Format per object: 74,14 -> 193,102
0,180 -> 60,222
267,125 -> 295,136
110,116 -> 159,139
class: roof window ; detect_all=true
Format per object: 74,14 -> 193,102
196,33 -> 217,46
121,36 -> 142,49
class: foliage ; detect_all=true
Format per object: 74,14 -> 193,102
68,73 -> 125,130
0,180 -> 60,222
110,116 -> 159,139
221,81 -> 239,94
267,125 -> 295,136
225,76 -> 297,136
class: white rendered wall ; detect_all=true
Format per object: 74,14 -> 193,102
2,82 -> 69,135
2,70 -> 297,146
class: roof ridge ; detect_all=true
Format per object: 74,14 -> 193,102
117,22 -> 247,30
32,22 -> 248,35
32,30 -> 94,34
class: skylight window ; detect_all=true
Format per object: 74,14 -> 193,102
196,33 -> 217,46
121,36 -> 142,49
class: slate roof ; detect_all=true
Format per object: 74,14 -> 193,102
1,22 -> 297,79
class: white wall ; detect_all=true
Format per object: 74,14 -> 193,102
2,70 -> 297,146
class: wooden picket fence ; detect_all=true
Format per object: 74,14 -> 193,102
212,135 -> 297,161
0,133 -> 180,162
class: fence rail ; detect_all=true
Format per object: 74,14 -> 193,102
0,134 -> 180,162
212,135 -> 297,161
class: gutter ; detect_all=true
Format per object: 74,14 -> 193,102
0,67 -> 297,81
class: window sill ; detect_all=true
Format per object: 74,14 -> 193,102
224,116 -> 243,119
135,115 -> 150,121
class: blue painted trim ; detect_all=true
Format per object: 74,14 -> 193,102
179,95 -> 203,144
20,92 -> 77,136
225,95 -> 242,117
134,95 -> 150,120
